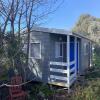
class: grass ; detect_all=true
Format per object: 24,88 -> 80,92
70,67 -> 100,100
71,79 -> 100,100
1,65 -> 100,100
27,67 -> 100,100
47,67 -> 100,100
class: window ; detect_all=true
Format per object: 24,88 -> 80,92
84,43 -> 89,55
60,43 -> 63,56
55,42 -> 66,58
30,42 -> 41,59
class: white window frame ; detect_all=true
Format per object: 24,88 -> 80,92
55,42 -> 66,58
29,42 -> 41,59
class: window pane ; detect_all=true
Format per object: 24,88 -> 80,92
86,44 -> 89,54
84,43 -> 88,55
30,43 -> 41,58
60,43 -> 62,56
63,43 -> 67,62
55,42 -> 60,57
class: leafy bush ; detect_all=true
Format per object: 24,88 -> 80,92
28,84 -> 54,100
93,45 -> 100,68
71,68 -> 100,100
93,53 -> 100,68
71,79 -> 100,100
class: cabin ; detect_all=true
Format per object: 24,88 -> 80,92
23,27 -> 92,88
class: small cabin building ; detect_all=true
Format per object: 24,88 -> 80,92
23,27 -> 92,88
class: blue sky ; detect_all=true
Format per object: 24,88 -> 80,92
42,0 -> 100,30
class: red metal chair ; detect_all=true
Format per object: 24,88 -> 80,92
8,76 -> 27,100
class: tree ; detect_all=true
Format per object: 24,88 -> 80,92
0,0 -> 64,80
72,14 -> 100,67
72,14 -> 100,43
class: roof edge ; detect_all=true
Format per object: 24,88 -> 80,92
31,26 -> 93,41
32,26 -> 72,35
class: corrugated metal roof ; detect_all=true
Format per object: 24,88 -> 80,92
32,27 -> 72,35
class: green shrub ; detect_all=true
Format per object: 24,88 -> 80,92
28,84 -> 54,100
93,45 -> 100,68
71,78 -> 100,100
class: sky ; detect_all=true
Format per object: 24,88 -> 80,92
42,0 -> 100,30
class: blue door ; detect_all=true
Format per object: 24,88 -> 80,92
70,37 -> 75,69
69,36 -> 80,74
70,37 -> 79,73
